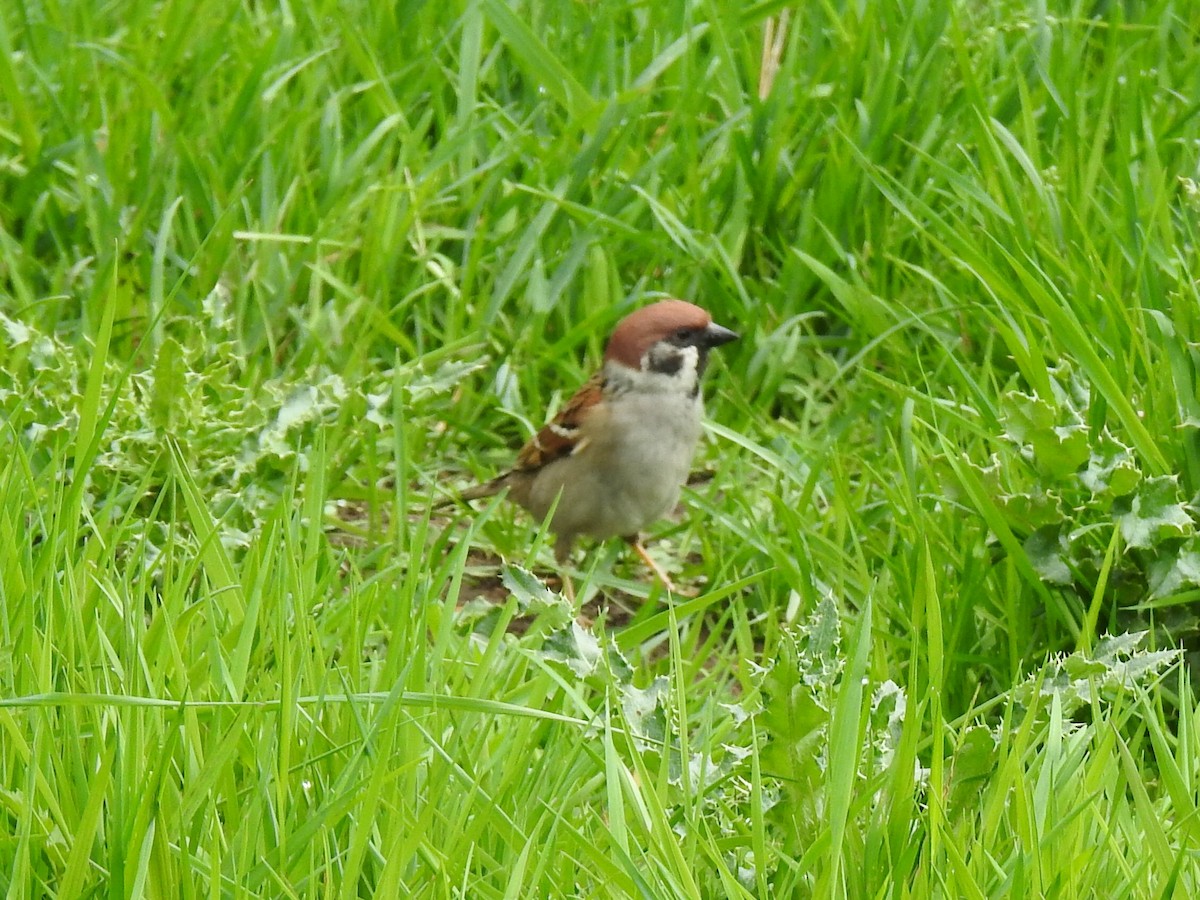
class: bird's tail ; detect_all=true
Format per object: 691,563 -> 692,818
434,472 -> 511,509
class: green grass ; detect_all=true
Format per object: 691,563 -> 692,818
3,0 -> 1200,895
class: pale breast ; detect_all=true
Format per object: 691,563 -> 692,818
526,389 -> 703,541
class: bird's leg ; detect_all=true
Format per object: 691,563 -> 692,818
555,535 -> 577,603
626,535 -> 682,595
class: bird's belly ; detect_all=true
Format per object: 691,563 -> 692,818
531,394 -> 702,540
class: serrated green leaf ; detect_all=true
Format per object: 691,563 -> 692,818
1002,384 -> 1091,479
1000,489 -> 1064,530
799,591 -> 842,685
1062,655 -> 1107,679
1025,526 -> 1072,585
1,310 -> 33,346
1079,432 -> 1141,496
1148,545 -> 1200,598
541,622 -> 603,678
1114,475 -> 1194,549
621,677 -> 667,750
501,563 -> 560,606
1002,390 -> 1057,444
1029,424 -> 1091,479
1092,631 -> 1147,663
405,358 -> 490,400
954,726 -> 998,783
1018,630 -> 1179,716
501,564 -> 573,629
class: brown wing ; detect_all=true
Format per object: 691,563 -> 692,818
513,372 -> 605,472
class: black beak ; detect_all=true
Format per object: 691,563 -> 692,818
703,323 -> 739,348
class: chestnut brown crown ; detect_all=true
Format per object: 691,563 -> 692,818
604,300 -> 736,369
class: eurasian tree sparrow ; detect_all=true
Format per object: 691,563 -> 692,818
459,299 -> 738,596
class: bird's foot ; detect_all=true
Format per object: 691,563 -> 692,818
627,537 -> 697,597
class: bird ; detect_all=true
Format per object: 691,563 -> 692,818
456,299 -> 738,598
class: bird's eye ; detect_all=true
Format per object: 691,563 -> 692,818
673,327 -> 694,342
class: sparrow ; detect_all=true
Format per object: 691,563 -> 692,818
458,299 -> 738,597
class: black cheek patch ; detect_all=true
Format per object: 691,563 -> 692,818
648,351 -> 684,376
